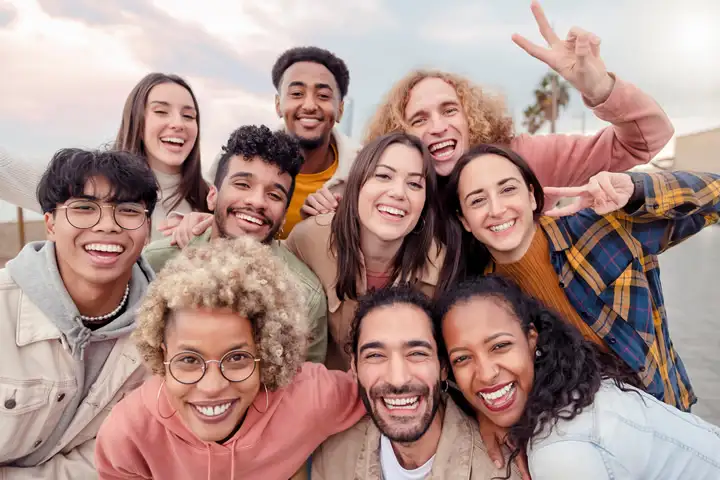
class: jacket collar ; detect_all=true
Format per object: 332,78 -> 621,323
15,296 -> 63,346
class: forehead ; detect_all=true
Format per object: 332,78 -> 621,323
444,297 -> 521,339
281,61 -> 338,91
166,308 -> 256,349
147,82 -> 195,107
405,77 -> 461,119
225,155 -> 292,187
459,154 -> 523,190
359,304 -> 435,347
376,143 -> 424,173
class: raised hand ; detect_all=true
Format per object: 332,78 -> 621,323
512,0 -> 615,105
544,171 -> 635,217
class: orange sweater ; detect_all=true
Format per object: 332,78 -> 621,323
95,363 -> 364,480
496,229 -> 608,350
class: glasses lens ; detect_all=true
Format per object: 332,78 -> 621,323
169,352 -> 206,384
114,203 -> 147,230
221,350 -> 257,382
65,200 -> 101,229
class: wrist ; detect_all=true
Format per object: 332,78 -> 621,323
584,73 -> 615,106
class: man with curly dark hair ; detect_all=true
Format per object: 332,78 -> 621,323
270,45 -> 360,236
144,124 -> 329,364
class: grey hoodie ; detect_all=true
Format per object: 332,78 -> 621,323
5,241 -> 154,466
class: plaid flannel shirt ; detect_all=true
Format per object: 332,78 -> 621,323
486,171 -> 720,411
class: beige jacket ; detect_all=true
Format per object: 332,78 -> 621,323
312,396 -> 521,479
284,213 -> 442,371
0,269 -> 146,479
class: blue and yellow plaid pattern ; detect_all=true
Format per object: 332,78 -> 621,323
487,171 -> 720,411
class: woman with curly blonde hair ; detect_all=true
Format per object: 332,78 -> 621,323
94,237 -> 365,480
302,3 -> 673,222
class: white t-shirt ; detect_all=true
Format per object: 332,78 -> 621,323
380,434 -> 435,480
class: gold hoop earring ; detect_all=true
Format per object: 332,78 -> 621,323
251,383 -> 269,414
156,379 -> 177,420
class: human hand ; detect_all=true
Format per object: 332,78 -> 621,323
544,171 -> 634,217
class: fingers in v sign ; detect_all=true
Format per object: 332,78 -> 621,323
512,0 -> 615,105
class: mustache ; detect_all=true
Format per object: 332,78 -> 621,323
369,383 -> 430,399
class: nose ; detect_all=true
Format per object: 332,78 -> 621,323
487,195 -> 507,217
473,356 -> 500,385
387,177 -> 408,200
427,112 -> 449,135
92,206 -> 122,233
196,361 -> 229,394
387,353 -> 412,387
243,187 -> 267,209
301,94 -> 318,113
168,109 -> 185,130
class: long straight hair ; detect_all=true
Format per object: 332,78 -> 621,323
115,72 -> 210,213
330,132 -> 438,301
436,143 -> 545,295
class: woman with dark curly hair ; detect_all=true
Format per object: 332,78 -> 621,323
436,275 -> 720,480
94,237 -> 365,480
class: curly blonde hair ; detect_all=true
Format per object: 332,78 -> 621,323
133,236 -> 309,391
364,70 -> 515,147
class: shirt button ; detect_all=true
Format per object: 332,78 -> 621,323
639,366 -> 646,372
33,440 -> 42,448
57,393 -> 65,402
608,337 -> 617,345
559,281 -> 565,288
4,399 -> 16,409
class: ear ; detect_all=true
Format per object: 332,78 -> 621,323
145,218 -> 153,246
440,363 -> 449,382
528,325 -> 539,353
336,99 -> 345,124
349,355 -> 359,381
458,214 -> 472,233
274,94 -> 282,118
44,212 -> 56,240
206,185 -> 218,212
529,184 -> 538,212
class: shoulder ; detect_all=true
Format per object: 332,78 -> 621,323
0,267 -> 19,290
285,214 -> 335,263
98,379 -> 155,445
272,242 -> 325,295
314,415 -> 372,458
291,213 -> 334,240
142,237 -> 181,273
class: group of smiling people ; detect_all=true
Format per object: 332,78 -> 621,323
1,2 -> 719,479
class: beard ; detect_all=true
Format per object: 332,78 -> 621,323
292,132 -> 326,151
214,207 -> 280,244
359,380 -> 442,443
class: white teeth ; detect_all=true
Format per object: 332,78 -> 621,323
235,213 -> 263,225
194,402 -> 232,417
383,396 -> 419,409
489,220 -> 515,232
299,118 -> 320,126
377,205 -> 406,217
84,243 -> 124,253
429,140 -> 456,153
161,137 -> 185,145
479,383 -> 514,402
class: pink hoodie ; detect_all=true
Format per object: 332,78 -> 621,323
95,362 -> 365,480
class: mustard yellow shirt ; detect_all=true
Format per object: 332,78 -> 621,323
282,145 -> 338,239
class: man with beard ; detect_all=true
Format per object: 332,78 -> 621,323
144,124 -> 328,363
311,285 -> 521,479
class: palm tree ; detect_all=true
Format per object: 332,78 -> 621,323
522,72 -> 570,134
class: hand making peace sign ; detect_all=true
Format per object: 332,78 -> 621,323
512,1 -> 615,105
543,172 -> 636,217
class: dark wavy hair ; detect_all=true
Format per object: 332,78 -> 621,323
37,148 -> 158,216
346,283 -> 441,364
330,132 -> 439,301
271,46 -> 350,99
435,275 -> 644,479
436,144 -> 546,296
115,72 -> 209,213
213,125 -> 304,206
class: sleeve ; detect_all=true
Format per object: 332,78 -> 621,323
303,364 -> 366,436
284,221 -> 310,263
0,440 -> 99,480
0,148 -> 45,213
512,75 -> 674,189
619,171 -> 720,255
304,289 -> 329,364
309,442 -> 331,480
528,441 -> 622,480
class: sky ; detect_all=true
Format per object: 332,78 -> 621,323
1,0 -> 720,221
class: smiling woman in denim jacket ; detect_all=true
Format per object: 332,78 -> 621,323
437,275 -> 720,480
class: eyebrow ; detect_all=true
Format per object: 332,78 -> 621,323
358,339 -> 434,354
447,332 -> 515,355
463,177 -> 520,200
174,342 -> 251,355
407,100 -> 459,121
228,172 -> 289,197
149,100 -> 196,111
288,81 -> 334,91
376,164 -> 424,178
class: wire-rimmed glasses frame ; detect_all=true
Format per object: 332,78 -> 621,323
163,349 -> 261,385
54,199 -> 149,230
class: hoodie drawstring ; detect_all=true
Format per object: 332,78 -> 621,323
206,444 -> 212,480
230,439 -> 238,480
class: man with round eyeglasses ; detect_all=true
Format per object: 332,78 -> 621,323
0,148 -> 158,478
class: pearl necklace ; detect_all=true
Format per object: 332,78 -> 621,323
79,284 -> 130,323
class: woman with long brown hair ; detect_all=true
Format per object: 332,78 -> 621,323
0,72 -> 209,241
284,132 -> 441,370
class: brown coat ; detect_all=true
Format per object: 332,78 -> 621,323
285,213 -> 442,370
311,396 -> 521,479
